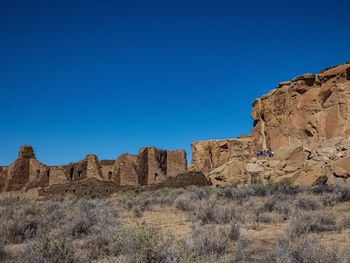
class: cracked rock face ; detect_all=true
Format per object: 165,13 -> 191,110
190,135 -> 253,174
194,62 -> 350,187
208,139 -> 350,187
251,62 -> 350,151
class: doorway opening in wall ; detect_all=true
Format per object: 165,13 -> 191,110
155,173 -> 158,181
69,168 -> 74,179
108,171 -> 112,180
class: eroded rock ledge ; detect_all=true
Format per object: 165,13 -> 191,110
192,62 -> 350,187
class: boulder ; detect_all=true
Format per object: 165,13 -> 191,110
208,160 -> 248,187
331,156 -> 350,178
246,163 -> 264,174
191,135 -> 253,174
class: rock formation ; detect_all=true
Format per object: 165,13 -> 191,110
190,135 -> 253,174
251,62 -> 350,150
1,61 -> 350,196
208,137 -> 350,187
194,62 -> 350,187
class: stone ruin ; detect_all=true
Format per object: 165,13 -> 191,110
1,61 -> 350,197
0,145 -> 208,197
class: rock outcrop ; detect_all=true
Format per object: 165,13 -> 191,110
192,62 -> 350,187
190,135 -> 253,174
251,62 -> 350,150
208,138 -> 350,187
2,61 -> 350,196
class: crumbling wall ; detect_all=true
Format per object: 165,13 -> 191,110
62,162 -> 86,181
166,150 -> 187,177
113,154 -> 140,186
39,178 -> 126,198
113,147 -> 188,186
4,146 -> 34,191
85,154 -> 104,180
143,147 -> 167,185
100,160 -> 115,180
0,166 -> 7,192
25,159 -> 49,190
48,167 -> 69,186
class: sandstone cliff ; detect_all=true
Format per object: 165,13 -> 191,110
192,62 -> 350,187
252,62 -> 350,150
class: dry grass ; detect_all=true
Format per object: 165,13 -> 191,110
0,184 -> 350,262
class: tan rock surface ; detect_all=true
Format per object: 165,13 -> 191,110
251,62 -> 350,151
190,135 -> 253,174
191,62 -> 350,187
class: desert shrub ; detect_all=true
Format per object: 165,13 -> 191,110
339,185 -> 350,202
174,195 -> 193,212
119,188 -> 185,214
190,197 -> 238,224
227,187 -> 254,204
256,212 -> 274,223
83,224 -> 177,262
233,237 -> 253,262
65,199 -> 97,238
295,196 -> 322,211
40,201 -> 68,230
263,193 -> 293,218
187,224 -> 230,257
17,234 -> 76,263
323,192 -> 342,206
215,204 -> 238,223
341,214 -> 350,228
251,184 -> 269,196
275,234 -> 339,263
0,196 -> 28,207
289,211 -> 336,236
1,209 -> 43,243
82,230 -> 120,260
0,239 -> 6,261
215,186 -> 236,200
125,225 -> 177,262
191,197 -> 217,224
187,186 -> 211,201
316,185 -> 350,204
81,223 -> 126,260
228,221 -> 240,241
70,218 -> 93,237
132,205 -> 144,218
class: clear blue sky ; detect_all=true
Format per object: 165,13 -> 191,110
1,0 -> 349,165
